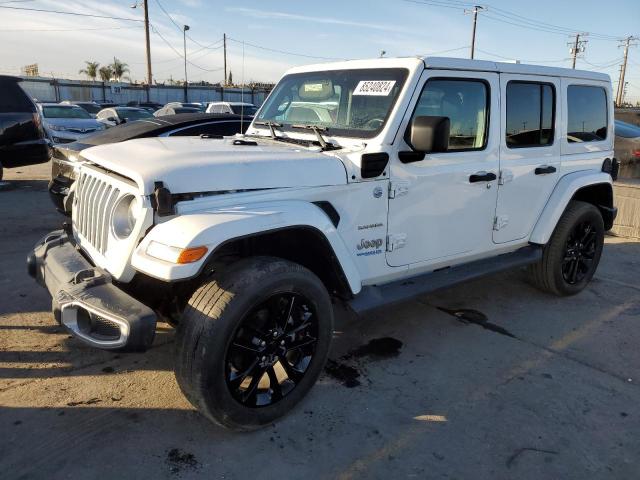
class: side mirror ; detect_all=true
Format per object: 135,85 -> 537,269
408,116 -> 450,153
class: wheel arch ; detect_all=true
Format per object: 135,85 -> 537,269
131,200 -> 361,296
203,226 -> 354,299
530,171 -> 615,245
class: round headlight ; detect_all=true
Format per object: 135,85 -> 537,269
111,194 -> 139,239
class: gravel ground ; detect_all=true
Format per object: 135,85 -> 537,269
1,162 -> 639,479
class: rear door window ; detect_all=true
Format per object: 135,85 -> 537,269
567,85 -> 607,142
505,82 -> 555,148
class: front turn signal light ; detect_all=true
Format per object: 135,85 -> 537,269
146,241 -> 208,264
177,246 -> 208,264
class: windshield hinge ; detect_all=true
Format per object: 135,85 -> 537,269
151,181 -> 174,217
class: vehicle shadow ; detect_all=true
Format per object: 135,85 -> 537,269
0,324 -> 176,380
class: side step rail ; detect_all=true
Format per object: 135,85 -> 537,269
348,245 -> 543,314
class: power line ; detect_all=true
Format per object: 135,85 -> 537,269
474,48 -> 568,63
0,25 -> 142,32
150,25 -> 223,73
153,0 -> 216,50
404,0 -> 627,41
226,36 -> 345,61
418,45 -> 470,56
0,4 -> 143,21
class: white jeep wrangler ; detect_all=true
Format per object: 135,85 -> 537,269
29,56 -> 618,430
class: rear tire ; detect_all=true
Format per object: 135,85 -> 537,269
529,200 -> 604,296
174,256 -> 333,431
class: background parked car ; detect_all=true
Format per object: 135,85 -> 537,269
0,75 -> 49,180
49,113 -> 250,212
206,101 -> 258,116
37,103 -> 105,145
615,119 -> 640,179
96,107 -> 154,127
154,105 -> 201,116
59,100 -> 102,118
126,101 -> 163,113
164,101 -> 206,112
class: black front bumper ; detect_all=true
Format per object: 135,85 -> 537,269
27,230 -> 157,351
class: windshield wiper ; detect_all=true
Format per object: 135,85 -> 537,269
253,121 -> 282,139
291,124 -> 339,151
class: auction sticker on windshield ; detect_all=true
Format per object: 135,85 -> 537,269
353,80 -> 396,96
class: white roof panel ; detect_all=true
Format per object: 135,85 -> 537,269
284,56 -> 610,82
422,56 -> 611,82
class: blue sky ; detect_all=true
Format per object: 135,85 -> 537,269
1,0 -> 639,102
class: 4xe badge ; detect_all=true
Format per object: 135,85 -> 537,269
356,238 -> 383,257
373,186 -> 383,198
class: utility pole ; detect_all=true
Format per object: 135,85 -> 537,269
616,36 -> 638,107
568,33 -> 588,69
223,33 -> 228,86
465,5 -> 485,60
183,25 -> 190,102
131,1 -> 153,101
143,0 -> 152,101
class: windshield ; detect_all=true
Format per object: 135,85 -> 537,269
231,105 -> 258,115
117,108 -> 153,120
256,68 -> 408,138
43,106 -> 91,119
183,103 -> 206,111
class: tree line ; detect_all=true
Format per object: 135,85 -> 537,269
79,58 -> 129,83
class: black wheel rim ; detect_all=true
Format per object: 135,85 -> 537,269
562,220 -> 598,285
225,292 -> 318,408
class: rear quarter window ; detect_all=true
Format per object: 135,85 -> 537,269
567,85 -> 608,143
0,80 -> 35,113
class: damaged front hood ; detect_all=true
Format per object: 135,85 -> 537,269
79,136 -> 348,195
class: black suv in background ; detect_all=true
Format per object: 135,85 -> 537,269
0,75 -> 49,180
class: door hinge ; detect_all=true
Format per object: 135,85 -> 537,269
386,233 -> 407,252
498,171 -> 514,185
493,215 -> 509,231
388,181 -> 409,199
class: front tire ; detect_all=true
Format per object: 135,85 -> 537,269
529,200 -> 604,296
174,256 -> 333,430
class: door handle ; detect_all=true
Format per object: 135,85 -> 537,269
535,165 -> 557,175
469,171 -> 497,183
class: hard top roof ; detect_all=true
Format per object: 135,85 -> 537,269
286,56 -> 610,82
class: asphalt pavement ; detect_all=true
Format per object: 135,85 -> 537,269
1,162 -> 639,479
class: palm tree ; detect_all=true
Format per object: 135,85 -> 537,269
79,61 -> 100,81
109,57 -> 129,82
98,66 -> 113,82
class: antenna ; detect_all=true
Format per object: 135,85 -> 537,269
241,40 -> 245,135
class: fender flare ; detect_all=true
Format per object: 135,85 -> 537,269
131,200 -> 362,294
529,171 -> 613,245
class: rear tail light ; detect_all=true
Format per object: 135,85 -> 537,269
633,149 -> 640,158
32,113 -> 44,135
